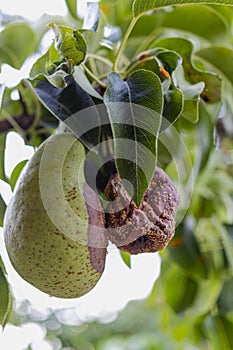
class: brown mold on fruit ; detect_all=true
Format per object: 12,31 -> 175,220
83,183 -> 108,273
105,167 -> 179,254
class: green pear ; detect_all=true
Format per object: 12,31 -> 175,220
4,133 -> 107,298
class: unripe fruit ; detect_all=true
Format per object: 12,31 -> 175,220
4,133 -> 107,298
105,167 -> 179,254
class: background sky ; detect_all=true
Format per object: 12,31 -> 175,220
0,1 -> 161,349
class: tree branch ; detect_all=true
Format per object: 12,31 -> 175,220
0,114 -> 35,134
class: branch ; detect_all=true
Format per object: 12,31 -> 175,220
0,114 -> 35,134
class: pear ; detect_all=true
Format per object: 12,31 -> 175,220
4,133 -> 107,298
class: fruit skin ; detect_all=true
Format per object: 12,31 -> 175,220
4,133 -> 107,298
105,167 -> 179,254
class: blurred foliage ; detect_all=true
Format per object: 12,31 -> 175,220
0,0 -> 233,349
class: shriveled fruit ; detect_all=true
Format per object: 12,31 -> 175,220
105,167 -> 179,254
4,133 -> 107,298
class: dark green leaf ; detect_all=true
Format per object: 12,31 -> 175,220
0,193 -> 6,227
133,0 -> 233,17
49,23 -> 87,66
154,37 -> 221,103
30,43 -> 69,88
0,86 -> 6,182
162,262 -> 198,313
0,84 -> 5,111
0,134 -> 7,182
217,278 -> 233,316
162,83 -> 183,128
9,160 -> 28,191
169,218 -> 208,279
0,257 -> 12,327
33,77 -> 102,150
82,2 -> 100,31
0,23 -> 36,69
104,70 -> 163,206
120,251 -> 131,269
128,48 -> 182,83
65,0 -> 78,19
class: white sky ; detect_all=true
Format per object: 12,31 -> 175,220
0,0 -> 67,21
0,1 -> 161,348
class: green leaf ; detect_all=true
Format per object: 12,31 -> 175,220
217,278 -> 233,316
169,219 -> 208,279
164,263 -> 198,313
160,5 -> 230,42
49,23 -> 87,66
0,84 -> 5,111
9,160 -> 28,191
104,70 -> 163,206
162,83 -> 183,128
30,43 -> 70,88
187,277 -> 222,317
154,37 -> 221,103
82,2 -> 100,31
0,134 -> 7,182
65,0 -> 78,19
204,315 -> 233,350
181,82 -> 205,122
0,257 -> 12,327
0,193 -> 6,227
120,251 -> 131,269
215,221 -> 233,273
133,0 -> 233,17
197,46 -> 233,87
0,23 -> 36,69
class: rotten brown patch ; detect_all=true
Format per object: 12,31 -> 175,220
104,167 -> 179,254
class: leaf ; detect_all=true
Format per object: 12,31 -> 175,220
195,217 -> 227,276
197,46 -> 233,87
33,76 -> 102,150
0,193 -> 6,227
0,84 -> 5,111
73,66 -> 103,99
30,43 -> 69,88
49,23 -> 87,66
133,0 -> 233,17
163,262 -> 198,313
0,23 -> 36,69
82,2 -> 100,31
160,5 -> 230,42
104,70 -> 163,206
216,221 -> 233,273
217,278 -> 233,316
204,315 -> 233,350
9,160 -> 28,191
181,82 -> 205,122
162,83 -> 183,128
0,134 -> 7,182
154,37 -> 221,103
120,251 -> 131,269
187,277 -> 222,317
65,0 -> 78,19
0,257 -> 12,327
169,219 -> 208,279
